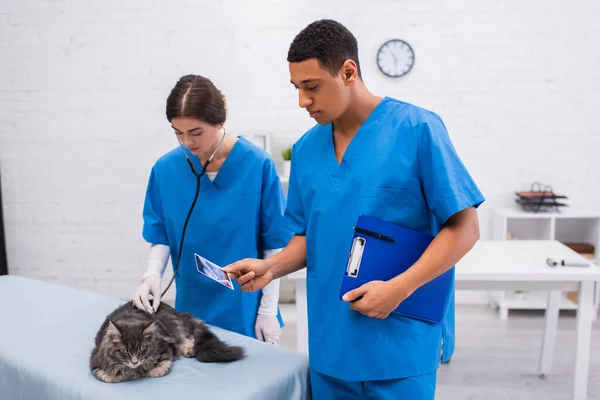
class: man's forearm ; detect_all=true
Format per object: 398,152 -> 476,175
266,235 -> 307,279
391,207 -> 480,295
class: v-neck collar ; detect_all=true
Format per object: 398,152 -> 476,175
198,136 -> 243,191
325,97 -> 389,179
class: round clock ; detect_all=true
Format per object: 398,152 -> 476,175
376,39 -> 415,78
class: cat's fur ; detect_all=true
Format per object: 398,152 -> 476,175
90,302 -> 245,383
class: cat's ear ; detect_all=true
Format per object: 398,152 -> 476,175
143,321 -> 177,344
142,321 -> 158,338
106,321 -> 122,343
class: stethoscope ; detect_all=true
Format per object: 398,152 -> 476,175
159,129 -> 227,299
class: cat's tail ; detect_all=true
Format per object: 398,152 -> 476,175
193,323 -> 245,363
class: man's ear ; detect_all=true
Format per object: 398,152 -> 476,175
340,60 -> 359,85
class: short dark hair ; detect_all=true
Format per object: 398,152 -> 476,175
287,19 -> 361,78
166,74 -> 226,125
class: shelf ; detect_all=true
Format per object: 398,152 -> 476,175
490,206 -> 600,319
489,291 -> 578,311
507,218 -> 553,240
494,206 -> 600,219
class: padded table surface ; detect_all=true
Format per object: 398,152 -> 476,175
0,275 -> 310,400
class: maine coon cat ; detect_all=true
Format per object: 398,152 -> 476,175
90,302 -> 245,383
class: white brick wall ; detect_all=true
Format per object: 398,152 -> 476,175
1,0 -> 599,304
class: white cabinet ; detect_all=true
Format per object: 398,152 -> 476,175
489,207 -> 600,319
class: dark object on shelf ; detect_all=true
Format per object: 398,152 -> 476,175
0,168 -> 7,276
515,191 -> 567,199
514,182 -> 568,213
562,242 -> 595,254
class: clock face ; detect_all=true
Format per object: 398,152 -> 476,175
377,39 -> 415,78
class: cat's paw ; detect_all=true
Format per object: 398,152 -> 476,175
182,337 -> 195,357
147,360 -> 172,378
93,368 -> 122,383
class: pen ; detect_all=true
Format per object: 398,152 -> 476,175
353,226 -> 395,242
546,257 -> 590,268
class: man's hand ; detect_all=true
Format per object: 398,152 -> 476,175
342,280 -> 411,319
223,258 -> 273,292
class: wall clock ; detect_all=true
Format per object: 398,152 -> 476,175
376,39 -> 415,78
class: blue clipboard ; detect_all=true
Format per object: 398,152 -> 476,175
338,214 -> 452,324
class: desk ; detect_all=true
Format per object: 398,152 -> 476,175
0,275 -> 310,400
288,240 -> 599,400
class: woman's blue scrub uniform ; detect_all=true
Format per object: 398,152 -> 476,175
142,137 -> 292,338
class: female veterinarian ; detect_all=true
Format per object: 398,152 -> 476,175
132,74 -> 292,345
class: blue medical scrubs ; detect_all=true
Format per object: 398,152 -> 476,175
285,97 -> 485,397
142,137 -> 292,338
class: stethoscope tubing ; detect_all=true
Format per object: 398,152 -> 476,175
158,130 -> 227,300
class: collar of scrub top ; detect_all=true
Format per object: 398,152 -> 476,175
177,128 -> 227,177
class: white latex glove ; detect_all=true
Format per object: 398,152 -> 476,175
255,314 -> 282,345
254,248 -> 283,345
133,274 -> 162,314
132,244 -> 170,314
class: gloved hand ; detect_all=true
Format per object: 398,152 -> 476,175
133,274 -> 162,314
255,314 -> 281,345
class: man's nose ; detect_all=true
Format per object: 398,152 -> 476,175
298,91 -> 312,109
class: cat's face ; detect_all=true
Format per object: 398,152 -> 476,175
104,320 -> 158,369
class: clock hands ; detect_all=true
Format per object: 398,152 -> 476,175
377,39 -> 414,78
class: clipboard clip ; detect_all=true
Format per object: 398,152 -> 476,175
345,236 -> 366,278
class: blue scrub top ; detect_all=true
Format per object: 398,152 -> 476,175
285,97 -> 485,381
142,137 -> 292,338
